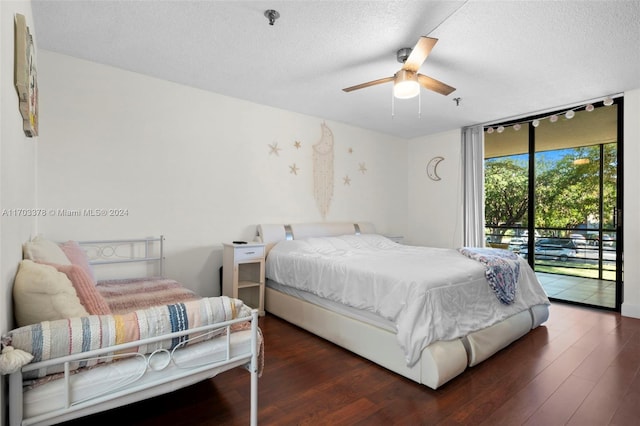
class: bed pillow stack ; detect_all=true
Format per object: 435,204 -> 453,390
16,237 -> 110,327
58,240 -> 97,283
22,236 -> 71,266
13,260 -> 89,327
46,263 -> 111,316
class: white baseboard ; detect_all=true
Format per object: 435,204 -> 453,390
621,302 -> 640,319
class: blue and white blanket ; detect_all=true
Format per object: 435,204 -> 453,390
458,247 -> 521,305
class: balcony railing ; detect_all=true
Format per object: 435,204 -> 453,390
485,226 -> 617,281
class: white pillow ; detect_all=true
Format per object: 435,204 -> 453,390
13,260 -> 89,327
23,236 -> 71,265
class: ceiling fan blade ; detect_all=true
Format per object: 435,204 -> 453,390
417,74 -> 456,96
342,76 -> 394,92
402,37 -> 438,72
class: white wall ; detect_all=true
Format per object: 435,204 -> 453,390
1,2 -> 38,424
35,50 -> 408,297
406,129 -> 463,247
622,88 -> 640,318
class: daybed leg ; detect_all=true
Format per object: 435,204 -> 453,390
250,309 -> 259,426
9,371 -> 23,426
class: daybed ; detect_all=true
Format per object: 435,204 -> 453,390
1,236 -> 262,426
257,222 -> 549,390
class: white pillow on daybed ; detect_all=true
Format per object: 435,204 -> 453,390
13,260 -> 89,327
22,236 -> 71,266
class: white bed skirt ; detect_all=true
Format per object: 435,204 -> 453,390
265,286 -> 548,389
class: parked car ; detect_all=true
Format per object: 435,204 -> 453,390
521,230 -> 540,242
586,233 -> 616,248
520,238 -> 577,261
508,237 -> 526,253
569,233 -> 588,246
601,234 -> 615,247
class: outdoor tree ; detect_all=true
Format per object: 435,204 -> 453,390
485,143 -> 618,242
484,158 -> 528,242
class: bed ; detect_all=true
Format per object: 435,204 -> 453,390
257,222 -> 549,390
2,236 -> 262,426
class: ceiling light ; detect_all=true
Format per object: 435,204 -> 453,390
585,104 -> 594,112
513,123 -> 521,131
549,114 -> 558,123
565,110 -> 575,119
603,96 -> 614,106
486,127 -> 494,134
532,119 -> 540,127
497,126 -> 505,133
393,70 -> 420,99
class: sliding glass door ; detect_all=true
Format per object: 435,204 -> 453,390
484,99 -> 623,310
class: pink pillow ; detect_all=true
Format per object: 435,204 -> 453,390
49,264 -> 111,315
59,241 -> 96,284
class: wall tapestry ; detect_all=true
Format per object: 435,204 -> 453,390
266,122 -> 369,220
14,14 -> 39,137
313,123 -> 334,219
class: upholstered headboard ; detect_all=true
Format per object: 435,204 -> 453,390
256,222 -> 376,254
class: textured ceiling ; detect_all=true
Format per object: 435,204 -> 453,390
31,0 -> 640,139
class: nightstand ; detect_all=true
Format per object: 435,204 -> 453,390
222,242 -> 265,316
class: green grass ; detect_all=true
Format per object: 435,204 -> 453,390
534,262 -> 617,281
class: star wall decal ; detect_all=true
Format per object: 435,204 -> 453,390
268,142 -> 282,156
358,162 -> 368,174
289,163 -> 299,175
343,175 -> 351,185
294,140 -> 302,149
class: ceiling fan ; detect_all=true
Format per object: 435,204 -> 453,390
342,36 -> 456,99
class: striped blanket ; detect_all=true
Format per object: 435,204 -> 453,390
458,247 -> 521,304
8,296 -> 255,379
96,277 -> 201,314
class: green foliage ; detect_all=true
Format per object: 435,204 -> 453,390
485,158 -> 528,229
485,144 -> 617,236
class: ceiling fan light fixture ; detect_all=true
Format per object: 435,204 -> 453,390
393,70 -> 420,99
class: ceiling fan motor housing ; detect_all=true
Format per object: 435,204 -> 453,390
397,47 -> 412,63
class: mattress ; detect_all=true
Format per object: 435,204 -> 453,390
266,234 -> 550,366
22,329 -> 253,419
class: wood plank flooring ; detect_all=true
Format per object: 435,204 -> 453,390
61,303 -> 640,425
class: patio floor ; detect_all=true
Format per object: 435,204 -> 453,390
536,272 -> 616,309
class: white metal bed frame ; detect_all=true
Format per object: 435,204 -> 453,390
78,235 -> 165,277
257,222 -> 549,390
9,237 -> 260,426
9,313 -> 259,426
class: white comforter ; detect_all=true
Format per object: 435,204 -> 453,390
266,234 -> 549,366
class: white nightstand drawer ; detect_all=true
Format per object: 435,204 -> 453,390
234,245 -> 265,262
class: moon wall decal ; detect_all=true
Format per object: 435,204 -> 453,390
426,156 -> 444,181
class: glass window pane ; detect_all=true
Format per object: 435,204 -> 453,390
484,123 -> 530,249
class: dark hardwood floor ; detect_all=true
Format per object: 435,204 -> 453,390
61,303 -> 640,425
